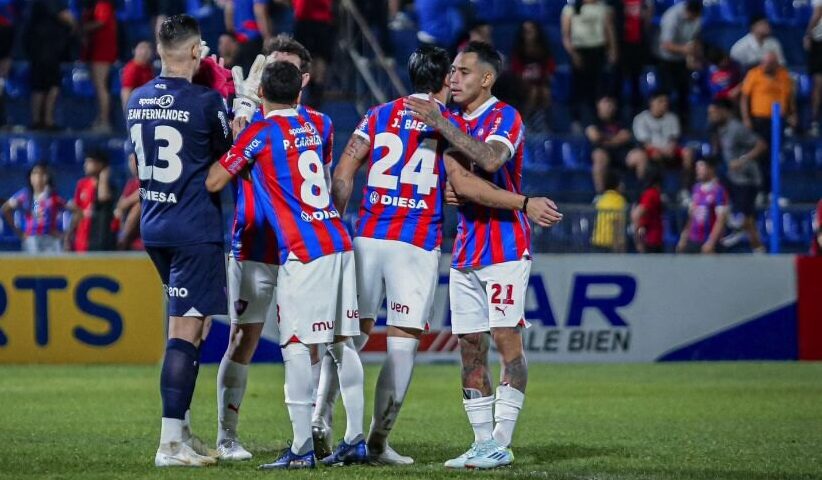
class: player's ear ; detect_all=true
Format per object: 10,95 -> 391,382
301,72 -> 310,89
257,85 -> 264,100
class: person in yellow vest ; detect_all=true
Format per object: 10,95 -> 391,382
592,170 -> 627,252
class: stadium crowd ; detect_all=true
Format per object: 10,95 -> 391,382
0,0 -> 821,255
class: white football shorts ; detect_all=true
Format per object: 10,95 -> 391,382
354,236 -> 440,331
449,258 -> 532,335
227,254 -> 278,329
276,250 -> 360,345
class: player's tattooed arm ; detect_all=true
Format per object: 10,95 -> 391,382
459,332 -> 494,397
331,134 -> 370,214
444,153 -> 563,227
405,95 -> 510,173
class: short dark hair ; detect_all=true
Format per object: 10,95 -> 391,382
698,155 -> 719,169
604,169 -> 621,191
749,14 -> 768,28
408,45 -> 451,94
26,162 -> 55,191
261,61 -> 302,104
264,35 -> 312,73
158,14 -> 200,49
685,0 -> 703,15
461,41 -> 502,75
85,149 -> 110,166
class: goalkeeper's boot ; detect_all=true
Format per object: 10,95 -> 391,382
464,439 -> 513,469
155,441 -> 217,467
183,432 -> 218,458
321,438 -> 369,466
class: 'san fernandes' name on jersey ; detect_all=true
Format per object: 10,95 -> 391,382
127,108 -> 191,122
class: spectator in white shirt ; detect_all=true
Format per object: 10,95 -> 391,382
730,16 -> 785,71
627,92 -> 695,202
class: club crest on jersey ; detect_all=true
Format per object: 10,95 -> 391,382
234,299 -> 249,316
369,191 -> 380,205
476,128 -> 485,137
374,193 -> 428,210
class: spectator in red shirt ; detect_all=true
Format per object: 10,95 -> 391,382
631,165 -> 664,253
294,0 -> 334,107
510,20 -> 555,133
82,0 -> 118,133
66,150 -> 115,252
120,41 -> 155,108
613,0 -> 654,117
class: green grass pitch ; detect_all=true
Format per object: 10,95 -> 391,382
1,362 -> 821,479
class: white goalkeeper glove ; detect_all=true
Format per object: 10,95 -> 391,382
231,54 -> 267,122
199,40 -> 210,59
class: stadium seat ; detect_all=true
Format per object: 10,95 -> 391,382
69,66 -> 96,99
702,0 -> 748,26
117,0 -> 146,21
765,0 -> 813,27
551,65 -> 572,103
6,63 -> 30,100
560,140 -> 590,171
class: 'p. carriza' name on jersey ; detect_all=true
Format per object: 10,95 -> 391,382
140,188 -> 177,204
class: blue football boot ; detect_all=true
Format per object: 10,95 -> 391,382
259,447 -> 316,470
320,439 -> 369,466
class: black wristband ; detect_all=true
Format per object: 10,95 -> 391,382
521,196 -> 529,213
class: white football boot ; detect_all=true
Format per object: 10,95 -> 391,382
464,440 -> 513,469
443,442 -> 482,469
368,443 -> 414,465
155,441 -> 217,467
216,438 -> 253,461
183,433 -> 218,458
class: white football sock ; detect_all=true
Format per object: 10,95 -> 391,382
311,353 -> 322,407
182,409 -> 192,440
463,396 -> 494,443
282,343 -> 314,455
329,338 -> 365,444
160,417 -> 185,445
492,385 -> 525,448
312,350 -> 339,428
216,357 -> 248,443
369,336 -> 418,449
352,332 -> 370,351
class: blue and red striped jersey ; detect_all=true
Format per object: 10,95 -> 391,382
220,108 -> 350,264
8,188 -> 65,237
687,179 -> 728,244
452,96 -> 531,269
230,104 -> 333,263
354,94 -> 465,251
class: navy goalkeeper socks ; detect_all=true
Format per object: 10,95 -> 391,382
160,338 -> 200,420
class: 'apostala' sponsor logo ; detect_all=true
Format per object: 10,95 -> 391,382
139,95 -> 174,108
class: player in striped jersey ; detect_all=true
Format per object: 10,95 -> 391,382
206,61 -> 366,469
316,45 -> 562,465
212,36 -> 335,462
405,41 -> 542,469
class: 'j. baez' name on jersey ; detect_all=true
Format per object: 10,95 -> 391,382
126,77 -> 231,247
